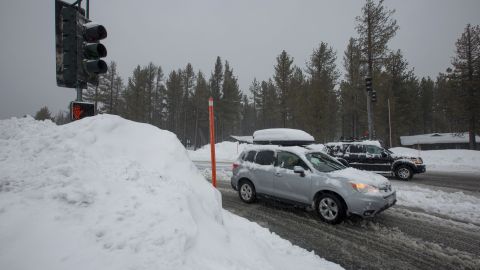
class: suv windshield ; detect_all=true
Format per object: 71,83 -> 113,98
306,152 -> 346,172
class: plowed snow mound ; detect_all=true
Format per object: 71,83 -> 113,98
0,115 -> 341,270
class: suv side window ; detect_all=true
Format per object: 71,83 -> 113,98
276,151 -> 309,170
366,145 -> 382,155
245,151 -> 257,162
348,144 -> 365,154
254,150 -> 275,165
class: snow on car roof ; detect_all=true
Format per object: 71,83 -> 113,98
326,140 -> 382,147
253,128 -> 315,145
243,144 -> 324,157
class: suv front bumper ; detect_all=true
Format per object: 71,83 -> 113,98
413,164 -> 426,174
348,191 -> 397,218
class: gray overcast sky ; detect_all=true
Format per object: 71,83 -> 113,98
1,0 -> 480,119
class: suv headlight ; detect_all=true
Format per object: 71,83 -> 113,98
350,182 -> 379,193
410,157 -> 423,164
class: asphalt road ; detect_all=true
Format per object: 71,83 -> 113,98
193,161 -> 480,269
216,181 -> 480,270
402,171 -> 480,192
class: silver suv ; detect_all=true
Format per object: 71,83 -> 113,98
231,145 -> 396,224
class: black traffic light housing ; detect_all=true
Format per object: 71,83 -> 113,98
56,1 -> 81,88
371,90 -> 377,103
365,77 -> 372,92
55,0 -> 107,89
80,22 -> 108,81
70,101 -> 95,121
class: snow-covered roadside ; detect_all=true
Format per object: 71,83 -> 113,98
200,167 -> 233,182
390,147 -> 480,173
392,181 -> 480,224
0,116 -> 342,270
188,141 -> 248,162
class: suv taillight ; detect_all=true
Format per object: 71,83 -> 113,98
232,163 -> 239,170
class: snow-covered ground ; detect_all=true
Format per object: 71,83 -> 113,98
191,141 -> 480,224
0,116 -> 342,270
392,181 -> 480,224
188,141 -> 248,162
390,147 -> 480,173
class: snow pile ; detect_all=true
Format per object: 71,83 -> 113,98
393,182 -> 480,224
390,147 -> 480,173
188,141 -> 248,162
0,115 -> 342,270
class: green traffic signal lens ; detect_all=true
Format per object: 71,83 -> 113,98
84,60 -> 108,74
84,43 -> 107,59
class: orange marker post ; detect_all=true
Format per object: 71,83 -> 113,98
208,97 -> 217,187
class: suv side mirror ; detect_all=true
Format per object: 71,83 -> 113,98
293,166 -> 305,177
381,151 -> 388,158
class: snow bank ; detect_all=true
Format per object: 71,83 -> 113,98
390,147 -> 480,173
188,141 -> 248,162
393,182 -> 480,224
0,115 -> 341,270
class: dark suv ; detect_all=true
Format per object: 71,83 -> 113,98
325,143 -> 426,180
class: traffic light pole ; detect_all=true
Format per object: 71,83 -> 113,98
367,91 -> 374,140
367,59 -> 375,140
76,0 -> 83,102
76,87 -> 83,102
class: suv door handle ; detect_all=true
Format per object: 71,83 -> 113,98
275,172 -> 282,177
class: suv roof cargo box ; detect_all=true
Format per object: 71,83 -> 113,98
253,128 -> 315,146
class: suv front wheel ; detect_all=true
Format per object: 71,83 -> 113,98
316,193 -> 345,224
395,165 -> 413,180
238,180 -> 256,203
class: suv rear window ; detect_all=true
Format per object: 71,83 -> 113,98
254,150 -> 275,165
245,151 -> 256,162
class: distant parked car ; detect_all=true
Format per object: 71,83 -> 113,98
231,145 -> 396,224
325,142 -> 426,180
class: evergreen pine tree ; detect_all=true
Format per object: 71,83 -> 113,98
306,42 -> 339,142
451,24 -> 480,149
34,106 -> 53,121
273,50 -> 294,127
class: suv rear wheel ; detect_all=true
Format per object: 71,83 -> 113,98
238,180 -> 256,203
395,165 -> 413,180
316,193 -> 345,224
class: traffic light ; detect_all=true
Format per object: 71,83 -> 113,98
371,90 -> 377,103
55,0 -> 80,88
365,77 -> 372,92
55,0 -> 107,89
79,20 -> 108,86
70,101 -> 95,121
